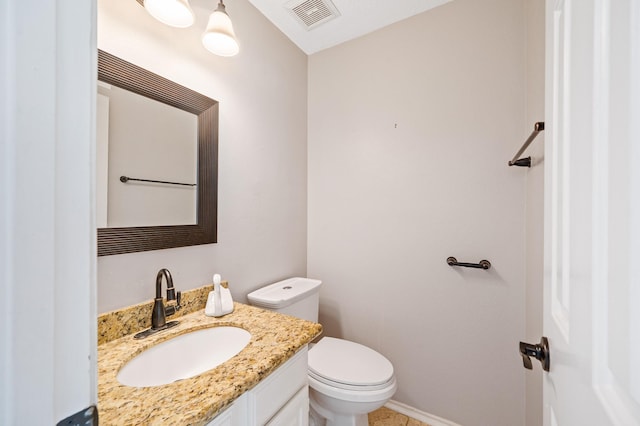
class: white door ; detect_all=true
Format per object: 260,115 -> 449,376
542,0 -> 640,424
0,0 -> 97,424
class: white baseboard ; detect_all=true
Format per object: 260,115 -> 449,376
384,400 -> 462,426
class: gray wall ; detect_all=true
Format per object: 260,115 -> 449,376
308,1 -> 529,424
97,0 -> 309,312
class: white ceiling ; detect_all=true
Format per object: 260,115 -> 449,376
246,0 -> 453,55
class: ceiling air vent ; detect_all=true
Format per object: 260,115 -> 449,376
286,0 -> 340,30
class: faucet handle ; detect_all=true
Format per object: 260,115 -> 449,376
176,291 -> 182,309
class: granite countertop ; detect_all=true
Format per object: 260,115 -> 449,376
98,302 -> 322,425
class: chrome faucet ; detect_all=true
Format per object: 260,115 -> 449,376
134,268 -> 182,339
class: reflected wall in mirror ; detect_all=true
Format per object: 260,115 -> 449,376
97,49 -> 218,256
97,82 -> 198,228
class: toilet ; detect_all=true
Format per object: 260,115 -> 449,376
247,277 -> 397,426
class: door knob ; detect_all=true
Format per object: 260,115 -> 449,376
519,337 -> 550,372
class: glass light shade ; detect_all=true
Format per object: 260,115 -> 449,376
144,0 -> 195,28
202,3 -> 239,57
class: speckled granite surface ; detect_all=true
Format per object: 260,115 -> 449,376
98,302 -> 322,426
98,283 -> 226,345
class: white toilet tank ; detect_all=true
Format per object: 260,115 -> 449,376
247,277 -> 322,322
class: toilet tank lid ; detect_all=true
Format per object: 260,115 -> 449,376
247,277 -> 322,309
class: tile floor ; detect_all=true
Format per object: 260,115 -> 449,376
368,407 -> 432,426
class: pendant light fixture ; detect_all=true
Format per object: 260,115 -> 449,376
144,0 -> 195,28
202,0 -> 240,57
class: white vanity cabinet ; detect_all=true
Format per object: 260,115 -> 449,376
207,346 -> 309,426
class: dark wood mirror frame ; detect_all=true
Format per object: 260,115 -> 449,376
97,49 -> 218,256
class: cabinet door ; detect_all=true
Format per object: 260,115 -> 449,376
207,406 -> 232,426
252,347 -> 308,424
207,347 -> 308,426
265,386 -> 309,426
206,393 -> 248,426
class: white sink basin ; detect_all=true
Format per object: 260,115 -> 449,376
117,326 -> 251,387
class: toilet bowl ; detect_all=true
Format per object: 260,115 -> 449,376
248,278 -> 397,426
307,337 -> 397,426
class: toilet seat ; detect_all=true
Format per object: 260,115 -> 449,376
309,369 -> 396,391
308,337 -> 395,391
309,373 -> 398,404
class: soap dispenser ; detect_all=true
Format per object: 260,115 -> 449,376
205,274 -> 234,317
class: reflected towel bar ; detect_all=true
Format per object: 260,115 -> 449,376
120,175 -> 196,187
509,122 -> 545,167
447,257 -> 491,270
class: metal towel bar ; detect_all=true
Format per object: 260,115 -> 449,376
120,175 -> 196,187
447,257 -> 491,270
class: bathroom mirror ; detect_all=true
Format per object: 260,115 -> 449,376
97,49 -> 218,256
